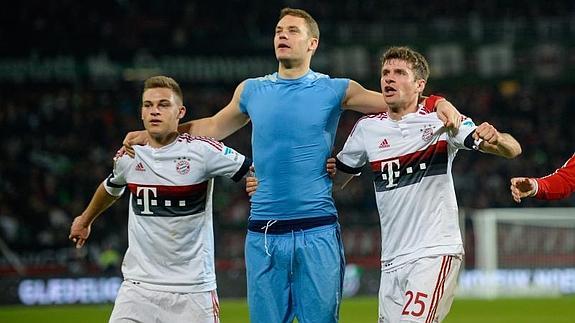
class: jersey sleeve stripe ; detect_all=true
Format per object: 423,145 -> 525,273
463,132 -> 478,150
231,157 -> 252,182
106,174 -> 126,188
335,157 -> 363,174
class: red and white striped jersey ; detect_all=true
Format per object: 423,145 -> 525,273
336,105 -> 477,272
104,133 -> 250,292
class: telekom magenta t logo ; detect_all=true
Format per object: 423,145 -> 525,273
136,186 -> 157,214
381,159 -> 400,188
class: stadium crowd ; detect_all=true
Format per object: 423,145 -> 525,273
3,1 -> 574,56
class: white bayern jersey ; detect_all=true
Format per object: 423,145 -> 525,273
337,102 -> 478,272
103,133 -> 250,292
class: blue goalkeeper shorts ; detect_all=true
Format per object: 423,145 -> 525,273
245,216 -> 345,323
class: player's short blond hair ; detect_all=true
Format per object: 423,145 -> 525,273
279,8 -> 320,39
381,47 -> 430,81
143,76 -> 183,104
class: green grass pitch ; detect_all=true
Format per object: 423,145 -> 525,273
0,296 -> 574,322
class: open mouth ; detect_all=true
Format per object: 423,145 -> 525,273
277,44 -> 290,49
384,86 -> 397,96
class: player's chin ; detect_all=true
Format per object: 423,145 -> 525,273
276,52 -> 294,61
146,128 -> 164,137
383,97 -> 397,107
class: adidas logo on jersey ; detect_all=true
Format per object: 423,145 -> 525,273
135,162 -> 146,172
379,138 -> 390,149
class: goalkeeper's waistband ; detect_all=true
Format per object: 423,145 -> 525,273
247,215 -> 337,234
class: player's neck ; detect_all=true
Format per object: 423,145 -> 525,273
148,131 -> 179,148
388,102 -> 419,121
277,60 -> 310,79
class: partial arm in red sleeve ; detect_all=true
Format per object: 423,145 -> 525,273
535,153 -> 575,200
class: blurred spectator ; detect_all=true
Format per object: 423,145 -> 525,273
98,244 -> 121,275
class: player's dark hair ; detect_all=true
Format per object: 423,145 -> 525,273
381,47 -> 430,81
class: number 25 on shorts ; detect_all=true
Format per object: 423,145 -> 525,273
402,290 -> 428,317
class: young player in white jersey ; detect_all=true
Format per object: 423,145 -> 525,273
69,76 -> 251,323
335,47 -> 522,323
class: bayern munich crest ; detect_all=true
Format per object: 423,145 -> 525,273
175,158 -> 191,175
420,124 -> 434,142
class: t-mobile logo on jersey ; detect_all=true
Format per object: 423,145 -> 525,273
378,159 -> 430,190
381,159 -> 400,188
136,187 -> 157,215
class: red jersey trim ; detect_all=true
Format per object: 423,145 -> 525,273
178,133 -> 223,151
370,140 -> 448,172
421,95 -> 445,113
127,182 -> 209,197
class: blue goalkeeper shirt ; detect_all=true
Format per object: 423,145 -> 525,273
239,70 -> 349,220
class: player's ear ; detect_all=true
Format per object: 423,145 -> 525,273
416,78 -> 426,93
178,105 -> 186,119
309,37 -> 319,54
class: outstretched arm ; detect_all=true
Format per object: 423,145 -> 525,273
342,80 -> 388,114
178,81 -> 250,139
511,154 -> 575,202
343,82 -> 461,129
69,183 -> 120,248
535,154 -> 575,200
474,122 -> 522,159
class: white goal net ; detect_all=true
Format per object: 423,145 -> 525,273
457,208 -> 575,298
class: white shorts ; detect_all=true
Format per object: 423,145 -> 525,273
378,255 -> 461,323
109,281 -> 220,323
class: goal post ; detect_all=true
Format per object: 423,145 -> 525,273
458,208 -> 575,298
